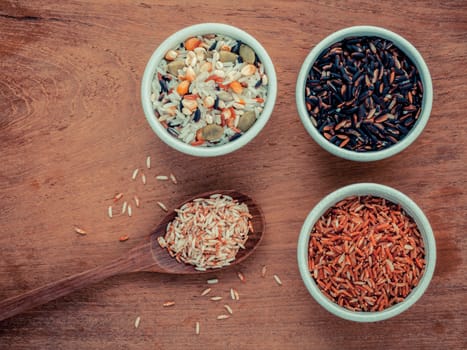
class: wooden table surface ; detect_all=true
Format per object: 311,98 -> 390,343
1,1 -> 466,349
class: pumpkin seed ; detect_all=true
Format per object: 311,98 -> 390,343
201,124 -> 224,141
167,60 -> 185,76
239,44 -> 255,64
219,51 -> 238,63
237,110 -> 256,132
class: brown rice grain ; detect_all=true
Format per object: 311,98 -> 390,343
237,271 -> 245,283
74,226 -> 87,235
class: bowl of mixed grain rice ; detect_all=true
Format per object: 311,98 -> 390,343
141,23 -> 277,157
297,183 -> 436,322
296,26 -> 433,161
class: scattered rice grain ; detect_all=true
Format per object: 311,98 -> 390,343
156,175 -> 169,181
217,314 -> 230,320
128,205 -> 132,217
146,156 -> 151,169
170,173 -> 178,184
207,278 -> 219,284
237,271 -> 245,283
134,195 -> 140,208
74,226 -> 87,235
114,192 -> 123,202
119,235 -> 129,242
230,288 -> 236,300
132,168 -> 139,181
157,201 -> 168,212
210,296 -> 222,301
261,265 -> 267,278
163,301 -> 175,307
224,304 -> 233,315
141,173 -> 147,185
108,206 -> 113,218
134,316 -> 141,328
195,321 -> 200,335
201,288 -> 212,296
122,201 -> 128,214
273,274 -> 283,286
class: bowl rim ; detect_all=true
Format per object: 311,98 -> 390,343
297,183 -> 436,322
295,25 -> 433,162
141,22 -> 277,157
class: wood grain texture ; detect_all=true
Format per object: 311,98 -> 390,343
0,0 -> 466,349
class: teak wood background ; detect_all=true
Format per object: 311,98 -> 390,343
0,1 -> 466,349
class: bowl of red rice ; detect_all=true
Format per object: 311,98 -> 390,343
297,183 -> 436,322
141,23 -> 277,157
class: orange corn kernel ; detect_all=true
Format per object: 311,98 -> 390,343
177,80 -> 190,95
184,37 -> 201,51
230,81 -> 243,94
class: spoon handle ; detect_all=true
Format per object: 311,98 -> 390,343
0,242 -> 155,322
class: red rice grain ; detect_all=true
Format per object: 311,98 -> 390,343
308,195 -> 426,312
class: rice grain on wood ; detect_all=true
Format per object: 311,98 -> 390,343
74,226 -> 87,235
157,201 -> 168,212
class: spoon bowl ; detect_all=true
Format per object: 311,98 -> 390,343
147,190 -> 265,274
0,190 -> 264,321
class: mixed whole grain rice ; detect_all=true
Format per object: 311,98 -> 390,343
151,34 -> 268,146
157,194 -> 252,270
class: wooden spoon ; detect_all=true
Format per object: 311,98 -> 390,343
0,190 -> 264,322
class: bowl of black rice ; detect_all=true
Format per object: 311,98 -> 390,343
296,26 -> 433,162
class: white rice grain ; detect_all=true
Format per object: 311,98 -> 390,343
273,274 -> 283,286
108,206 -> 113,218
122,201 -> 128,214
224,304 -> 233,315
217,314 -> 230,320
156,175 -> 169,181
141,173 -> 147,185
170,173 -> 178,184
146,156 -> 151,169
128,205 -> 132,217
134,316 -> 141,329
132,168 -> 139,181
207,278 -> 218,284
195,321 -> 200,335
210,296 -> 222,301
134,195 -> 140,208
157,201 -> 168,212
200,288 -> 211,296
